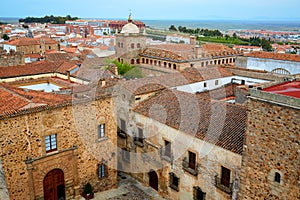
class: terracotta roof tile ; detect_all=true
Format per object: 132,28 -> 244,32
0,60 -> 82,78
246,51 -> 300,62
0,83 -> 71,116
133,89 -> 247,154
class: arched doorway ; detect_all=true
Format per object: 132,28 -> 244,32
131,59 -> 135,64
44,169 -> 65,200
148,170 -> 158,191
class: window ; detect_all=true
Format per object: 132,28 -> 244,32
45,134 -> 57,153
131,43 -> 134,49
98,124 -> 105,139
215,80 -> 219,86
221,166 -> 231,187
122,148 -> 130,162
164,140 -> 171,158
169,172 -> 179,191
189,151 -> 196,170
274,172 -> 281,183
118,119 -> 127,138
98,164 -> 106,178
138,128 -> 144,144
137,43 -> 141,48
204,82 -> 207,88
49,46 -> 51,50
134,127 -> 144,147
193,186 -> 206,200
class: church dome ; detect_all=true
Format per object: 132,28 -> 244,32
120,14 -> 140,34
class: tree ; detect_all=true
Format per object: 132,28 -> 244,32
261,38 -> 272,51
233,33 -> 237,39
169,25 -> 177,32
2,34 -> 9,41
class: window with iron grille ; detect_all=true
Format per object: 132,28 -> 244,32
98,124 -> 105,139
98,164 -> 106,178
45,134 -> 57,153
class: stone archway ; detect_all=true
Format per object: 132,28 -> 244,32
43,169 -> 65,200
148,170 -> 158,191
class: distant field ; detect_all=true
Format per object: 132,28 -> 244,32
197,36 -> 249,45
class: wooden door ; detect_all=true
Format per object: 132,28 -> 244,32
149,170 -> 158,191
43,169 -> 65,200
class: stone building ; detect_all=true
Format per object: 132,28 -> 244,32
3,37 -> 59,56
115,14 -> 147,64
0,49 -> 24,66
139,43 -> 241,71
0,82 -> 118,199
116,88 -> 247,200
239,80 -> 300,199
115,16 -> 242,71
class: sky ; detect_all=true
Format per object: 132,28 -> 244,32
1,0 -> 300,21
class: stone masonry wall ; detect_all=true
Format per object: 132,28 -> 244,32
0,97 -> 117,200
239,99 -> 300,199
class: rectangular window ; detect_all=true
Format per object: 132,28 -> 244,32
193,186 -> 206,200
165,140 -> 171,158
169,172 -> 179,191
45,134 -> 57,153
138,128 -> 144,144
215,80 -> 219,85
122,148 -> 130,162
221,166 -> 231,187
120,119 -> 126,132
98,164 -> 106,178
189,151 -> 196,170
204,82 -> 207,88
98,124 -> 105,139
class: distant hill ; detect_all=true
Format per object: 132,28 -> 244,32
19,15 -> 79,24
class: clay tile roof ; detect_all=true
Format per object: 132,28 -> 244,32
45,53 -> 74,62
6,37 -> 58,46
120,66 -> 233,96
0,83 -> 71,117
133,89 -> 247,154
246,51 -> 300,62
0,60 -> 82,78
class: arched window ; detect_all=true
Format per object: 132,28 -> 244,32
275,172 -> 281,183
131,43 -> 134,49
137,43 -> 141,48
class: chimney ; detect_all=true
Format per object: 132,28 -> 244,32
190,36 -> 196,46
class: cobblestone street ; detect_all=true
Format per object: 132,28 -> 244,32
81,172 -> 165,200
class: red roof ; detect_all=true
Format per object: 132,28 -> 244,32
0,60 -> 81,78
263,81 -> 300,98
0,83 -> 71,117
246,52 -> 300,62
5,37 -> 58,46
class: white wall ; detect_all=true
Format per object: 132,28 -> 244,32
3,44 -> 16,53
246,57 -> 300,75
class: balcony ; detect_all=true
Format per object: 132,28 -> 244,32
117,127 -> 127,138
214,175 -> 233,194
160,148 -> 173,163
133,137 -> 144,147
182,157 -> 199,176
